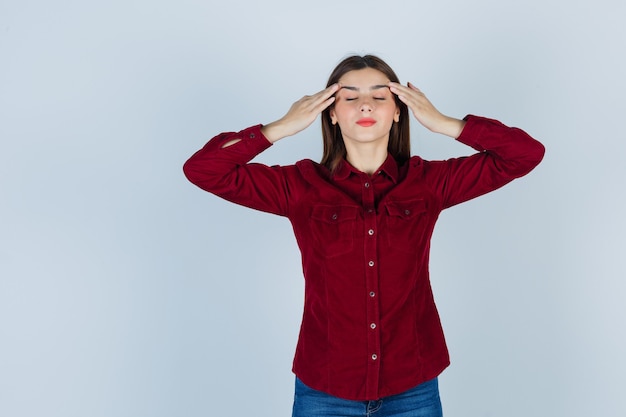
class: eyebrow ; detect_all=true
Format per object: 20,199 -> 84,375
340,84 -> 389,91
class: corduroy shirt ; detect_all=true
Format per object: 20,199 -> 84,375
183,115 -> 545,401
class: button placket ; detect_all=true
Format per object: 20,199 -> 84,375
362,180 -> 381,397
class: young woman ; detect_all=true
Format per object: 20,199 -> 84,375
183,55 -> 545,417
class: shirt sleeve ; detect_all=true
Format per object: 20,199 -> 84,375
182,124 -> 291,217
433,115 -> 545,209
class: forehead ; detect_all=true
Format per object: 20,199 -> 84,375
338,67 -> 390,87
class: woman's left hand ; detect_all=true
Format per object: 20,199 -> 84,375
388,82 -> 465,138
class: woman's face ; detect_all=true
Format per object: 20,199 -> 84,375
330,67 -> 400,147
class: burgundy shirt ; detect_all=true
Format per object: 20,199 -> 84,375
183,115 -> 545,401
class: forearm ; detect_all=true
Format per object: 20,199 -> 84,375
430,115 -> 466,139
260,120 -> 292,143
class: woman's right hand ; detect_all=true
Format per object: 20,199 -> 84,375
261,84 -> 339,143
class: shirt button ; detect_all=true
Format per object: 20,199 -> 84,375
364,182 -> 370,188
404,209 -> 411,215
331,213 -> 338,220
371,354 -> 378,360
367,209 -> 374,214
368,229 -> 374,235
370,323 -> 377,329
368,261 -> 375,267
249,133 -> 255,138
369,291 -> 376,297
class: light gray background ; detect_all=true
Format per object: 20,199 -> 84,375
1,0 -> 625,416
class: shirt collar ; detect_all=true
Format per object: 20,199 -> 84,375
332,154 -> 399,184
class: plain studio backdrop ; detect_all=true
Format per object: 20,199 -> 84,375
1,0 -> 625,416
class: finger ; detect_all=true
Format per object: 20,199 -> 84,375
315,83 -> 339,99
327,83 -> 339,92
387,83 -> 404,97
389,86 -> 412,104
390,81 -> 424,97
315,96 -> 336,113
394,94 -> 409,105
388,82 -> 413,98
305,84 -> 339,109
388,81 -> 405,92
294,91 -> 336,118
407,82 -> 422,92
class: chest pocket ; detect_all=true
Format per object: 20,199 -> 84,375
310,205 -> 359,257
383,199 -> 429,254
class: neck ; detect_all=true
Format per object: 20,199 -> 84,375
345,141 -> 389,175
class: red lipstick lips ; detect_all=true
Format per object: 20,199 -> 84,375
356,118 -> 376,127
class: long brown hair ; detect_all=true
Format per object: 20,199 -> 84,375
320,55 -> 410,172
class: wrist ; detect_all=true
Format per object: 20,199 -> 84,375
260,121 -> 288,143
432,116 -> 466,138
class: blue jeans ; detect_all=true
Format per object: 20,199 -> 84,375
291,377 -> 443,417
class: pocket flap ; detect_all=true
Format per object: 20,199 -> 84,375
311,205 -> 360,224
384,200 -> 427,219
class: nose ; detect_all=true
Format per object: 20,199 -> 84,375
360,99 -> 373,112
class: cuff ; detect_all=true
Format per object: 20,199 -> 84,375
219,124 -> 273,154
456,115 -> 508,151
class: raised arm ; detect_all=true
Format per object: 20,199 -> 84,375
388,81 -> 545,208
183,84 -> 339,215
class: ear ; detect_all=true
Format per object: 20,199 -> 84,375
394,107 -> 400,123
330,108 -> 338,125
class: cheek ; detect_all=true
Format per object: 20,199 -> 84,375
386,104 -> 400,118
333,104 -> 353,120
385,106 -> 396,118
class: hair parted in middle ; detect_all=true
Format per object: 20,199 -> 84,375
320,55 -> 410,172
